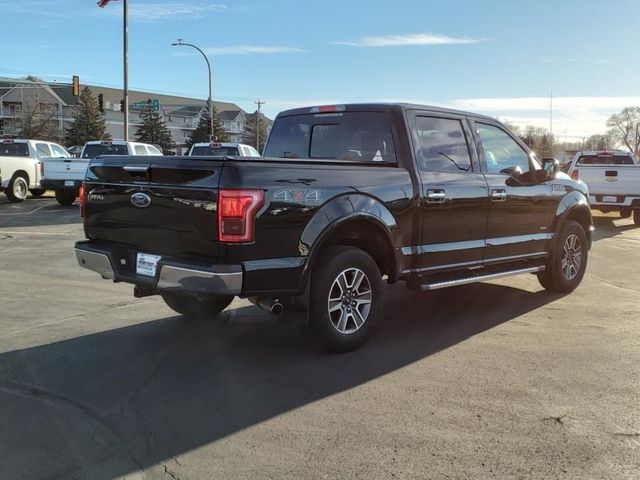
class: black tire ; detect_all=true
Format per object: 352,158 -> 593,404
29,189 -> 46,197
634,209 -> 640,226
620,208 -> 632,219
309,246 -> 382,352
537,220 -> 588,293
161,292 -> 234,318
55,189 -> 77,206
6,174 -> 29,203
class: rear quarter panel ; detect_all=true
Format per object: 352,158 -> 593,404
220,161 -> 415,294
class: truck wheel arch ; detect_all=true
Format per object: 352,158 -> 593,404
551,194 -> 592,250
301,213 -> 399,289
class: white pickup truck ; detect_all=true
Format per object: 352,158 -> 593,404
567,150 -> 640,225
40,140 -> 163,205
0,139 -> 70,202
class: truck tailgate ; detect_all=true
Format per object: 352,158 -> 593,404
42,157 -> 89,181
84,157 -> 223,260
578,165 -> 640,195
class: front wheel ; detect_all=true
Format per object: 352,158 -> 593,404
161,292 -> 234,318
537,220 -> 588,292
309,246 -> 382,352
55,188 -> 77,206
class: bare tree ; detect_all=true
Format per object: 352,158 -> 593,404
606,107 -> 640,157
18,98 -> 60,141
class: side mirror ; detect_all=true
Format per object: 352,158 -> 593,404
542,157 -> 559,180
500,165 -> 523,179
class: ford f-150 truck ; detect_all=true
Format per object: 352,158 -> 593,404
75,103 -> 593,351
566,150 -> 640,225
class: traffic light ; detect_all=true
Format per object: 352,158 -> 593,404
97,94 -> 104,113
72,75 -> 80,97
119,99 -> 125,112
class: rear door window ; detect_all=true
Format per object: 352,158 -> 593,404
134,145 -> 148,155
264,112 -> 396,163
36,143 -> 51,157
414,116 -> 472,172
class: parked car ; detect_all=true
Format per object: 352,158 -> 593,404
75,103 -> 592,351
188,142 -> 261,157
41,140 -> 163,205
0,138 -> 69,202
566,150 -> 640,225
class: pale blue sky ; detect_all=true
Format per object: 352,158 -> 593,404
2,0 -> 639,137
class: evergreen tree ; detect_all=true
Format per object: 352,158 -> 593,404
242,110 -> 270,153
64,87 -> 111,146
185,105 -> 228,148
135,100 -> 175,153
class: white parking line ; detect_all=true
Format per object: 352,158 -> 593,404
0,204 -> 52,216
0,230 -> 80,236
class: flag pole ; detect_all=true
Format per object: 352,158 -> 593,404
123,0 -> 129,141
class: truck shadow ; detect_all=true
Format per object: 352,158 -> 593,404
0,282 -> 564,478
591,215 -> 638,242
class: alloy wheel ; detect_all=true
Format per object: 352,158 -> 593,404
327,268 -> 372,334
561,234 -> 582,280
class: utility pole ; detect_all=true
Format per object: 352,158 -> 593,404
123,0 -> 129,140
255,99 -> 265,152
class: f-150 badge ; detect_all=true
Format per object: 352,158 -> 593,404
273,189 -> 322,204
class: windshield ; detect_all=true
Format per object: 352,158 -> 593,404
264,112 -> 397,162
82,144 -> 128,158
0,143 -> 29,156
190,146 -> 240,157
577,154 -> 634,165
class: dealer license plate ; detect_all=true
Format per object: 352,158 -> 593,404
64,180 -> 75,187
136,253 -> 161,277
602,195 -> 617,203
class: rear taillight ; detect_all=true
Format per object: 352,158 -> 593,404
571,169 -> 579,180
218,189 -> 264,243
79,183 -> 86,219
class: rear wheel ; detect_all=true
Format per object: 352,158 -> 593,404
634,209 -> 640,226
161,292 -> 234,318
55,188 -> 77,206
309,246 -> 382,352
537,220 -> 588,292
6,174 -> 29,203
29,189 -> 46,197
620,208 -> 631,219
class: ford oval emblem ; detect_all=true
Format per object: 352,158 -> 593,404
131,192 -> 151,208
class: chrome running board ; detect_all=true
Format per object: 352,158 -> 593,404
419,266 -> 545,291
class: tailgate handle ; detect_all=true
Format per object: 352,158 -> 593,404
124,165 -> 150,172
605,170 -> 617,177
124,164 -> 150,181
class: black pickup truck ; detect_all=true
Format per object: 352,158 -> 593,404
75,103 -> 592,351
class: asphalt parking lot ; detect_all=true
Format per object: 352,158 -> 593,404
0,194 -> 639,480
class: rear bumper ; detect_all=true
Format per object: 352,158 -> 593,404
41,179 -> 82,190
75,241 -> 242,295
589,194 -> 640,208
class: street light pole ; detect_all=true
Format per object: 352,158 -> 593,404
123,0 -> 129,141
172,39 -> 213,142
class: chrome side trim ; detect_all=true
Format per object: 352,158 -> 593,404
420,266 -> 544,291
75,249 -> 115,280
157,265 -> 242,294
401,233 -> 553,256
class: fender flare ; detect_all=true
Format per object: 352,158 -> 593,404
550,191 -> 592,250
298,193 -> 399,286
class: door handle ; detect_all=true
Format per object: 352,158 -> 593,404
491,189 -> 507,202
426,189 -> 446,203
